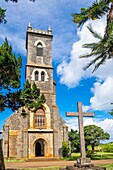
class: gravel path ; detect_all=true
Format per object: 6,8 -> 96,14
5,159 -> 113,169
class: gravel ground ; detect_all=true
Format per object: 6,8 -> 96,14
5,159 -> 113,169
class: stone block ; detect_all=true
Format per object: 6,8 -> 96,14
77,157 -> 91,165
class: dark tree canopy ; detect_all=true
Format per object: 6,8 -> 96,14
73,0 -> 113,72
20,80 -> 46,115
0,38 -> 22,89
84,125 -> 110,151
0,38 -> 22,112
109,109 -> 113,116
0,7 -> 6,24
68,129 -> 80,152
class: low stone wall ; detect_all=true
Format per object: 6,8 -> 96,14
0,140 -> 5,170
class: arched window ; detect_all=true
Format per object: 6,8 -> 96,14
35,109 -> 45,128
35,71 -> 39,81
36,42 -> 43,56
41,71 -> 45,81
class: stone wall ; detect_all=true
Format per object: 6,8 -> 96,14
28,131 -> 53,158
9,131 -> 18,158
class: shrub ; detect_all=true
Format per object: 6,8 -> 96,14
62,141 -> 69,157
102,143 -> 113,152
86,150 -> 94,158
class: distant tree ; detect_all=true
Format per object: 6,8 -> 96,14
0,0 -> 35,24
72,0 -> 113,72
84,125 -> 110,151
109,108 -> 113,116
68,129 -> 80,152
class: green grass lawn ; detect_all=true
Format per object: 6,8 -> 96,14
100,163 -> 113,170
71,152 -> 113,160
93,152 -> 113,160
5,158 -> 25,162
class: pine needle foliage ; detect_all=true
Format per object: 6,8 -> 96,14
0,38 -> 22,112
0,38 -> 22,89
20,80 -> 46,113
0,7 -> 6,24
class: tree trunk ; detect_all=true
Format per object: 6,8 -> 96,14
0,140 -> 5,170
105,2 -> 113,34
104,2 -> 113,55
108,2 -> 113,22
91,144 -> 95,151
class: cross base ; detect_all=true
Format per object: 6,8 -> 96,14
77,157 -> 91,165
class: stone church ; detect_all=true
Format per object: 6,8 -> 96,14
2,25 -> 68,159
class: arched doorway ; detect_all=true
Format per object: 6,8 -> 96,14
35,139 -> 44,157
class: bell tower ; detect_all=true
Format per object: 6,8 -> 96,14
26,23 -> 54,93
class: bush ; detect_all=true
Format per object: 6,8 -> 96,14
86,150 -> 94,158
102,143 -> 113,152
62,141 -> 69,157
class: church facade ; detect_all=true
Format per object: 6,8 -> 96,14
2,25 -> 68,159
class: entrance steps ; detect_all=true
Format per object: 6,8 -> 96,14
27,157 -> 59,162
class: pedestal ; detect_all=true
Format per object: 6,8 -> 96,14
77,157 -> 91,165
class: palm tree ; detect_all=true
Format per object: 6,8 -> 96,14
72,0 -> 113,72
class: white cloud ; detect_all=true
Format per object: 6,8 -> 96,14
66,117 -> 113,142
57,17 -> 106,88
84,118 -> 113,142
57,59 -> 84,87
82,105 -> 90,112
89,77 -> 113,111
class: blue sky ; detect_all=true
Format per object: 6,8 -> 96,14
0,0 -> 113,142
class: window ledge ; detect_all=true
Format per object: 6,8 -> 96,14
28,129 -> 53,133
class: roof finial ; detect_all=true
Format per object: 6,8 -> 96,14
28,22 -> 32,30
48,26 -> 52,34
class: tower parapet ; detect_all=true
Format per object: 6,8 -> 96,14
27,23 -> 52,36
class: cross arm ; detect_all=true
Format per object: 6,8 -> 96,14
66,112 -> 79,116
82,112 -> 94,117
66,112 -> 94,117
